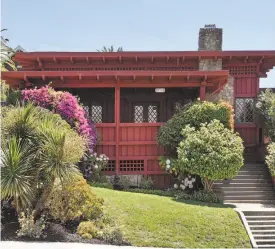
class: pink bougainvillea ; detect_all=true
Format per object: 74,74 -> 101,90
21,86 -> 97,152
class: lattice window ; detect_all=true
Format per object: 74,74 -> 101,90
104,160 -> 116,172
224,66 -> 257,76
119,160 -> 144,172
235,98 -> 254,123
91,105 -> 103,123
134,105 -> 144,123
148,105 -> 158,123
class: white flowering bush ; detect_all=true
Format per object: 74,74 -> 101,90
159,156 -> 198,191
17,210 -> 45,238
82,152 -> 109,181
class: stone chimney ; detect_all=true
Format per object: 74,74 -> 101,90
198,24 -> 223,51
198,24 -> 223,71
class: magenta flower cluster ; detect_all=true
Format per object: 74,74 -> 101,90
21,86 -> 98,152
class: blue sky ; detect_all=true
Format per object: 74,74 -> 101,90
2,0 -> 275,87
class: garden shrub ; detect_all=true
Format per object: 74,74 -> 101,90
46,178 -> 104,222
175,190 -> 222,203
256,89 -> 275,141
21,86 -> 98,152
99,226 -> 124,245
157,101 -> 234,150
139,176 -> 154,189
117,176 -> 131,190
89,181 -> 114,189
77,221 -> 99,239
177,120 -> 244,191
266,142 -> 275,176
17,210 -> 45,238
1,105 -> 87,213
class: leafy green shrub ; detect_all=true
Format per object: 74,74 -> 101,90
99,226 -> 124,245
89,181 -> 114,189
139,176 -> 154,189
266,142 -> 275,176
117,176 -> 131,190
17,210 -> 45,238
77,221 -> 99,239
46,178 -> 104,222
1,105 -> 87,213
157,101 -> 234,149
175,190 -> 222,203
257,89 -> 275,141
177,120 -> 244,191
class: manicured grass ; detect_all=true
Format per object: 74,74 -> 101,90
93,187 -> 251,248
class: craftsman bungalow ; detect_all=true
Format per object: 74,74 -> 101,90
2,25 -> 275,188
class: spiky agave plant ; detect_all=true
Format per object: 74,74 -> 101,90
97,45 -> 123,52
1,136 -> 39,212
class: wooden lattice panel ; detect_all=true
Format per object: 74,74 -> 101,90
119,160 -> 144,172
104,160 -> 116,172
223,65 -> 257,76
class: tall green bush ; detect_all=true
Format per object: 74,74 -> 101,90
256,89 -> 275,141
1,104 -> 87,213
157,101 -> 234,150
177,120 -> 244,191
266,142 -> 275,176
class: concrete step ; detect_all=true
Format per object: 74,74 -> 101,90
215,179 -> 272,183
224,200 -> 275,204
234,172 -> 271,180
254,234 -> 275,239
214,186 -> 274,190
218,191 -> 275,195
244,211 -> 275,216
252,230 -> 275,234
223,195 -> 275,200
250,225 -> 275,230
238,170 -> 270,175
255,239 -> 275,245
246,216 -> 275,220
213,182 -> 273,187
257,245 -> 275,248
248,220 -> 275,225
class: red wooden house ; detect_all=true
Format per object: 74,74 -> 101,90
2,25 -> 275,188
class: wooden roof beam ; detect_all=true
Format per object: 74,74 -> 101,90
187,74 -> 190,81
60,76 -> 64,82
102,57 -> 106,63
151,75 -> 154,82
96,75 -> 100,81
168,75 -> 172,82
36,57 -> 43,68
133,75 -> 136,82
24,75 -> 28,81
53,56 -> 58,64
86,57 -> 90,64
135,56 -> 138,63
151,56 -> 154,63
78,74 -> 82,80
115,75 -> 119,82
42,75 -> 46,81
244,56 -> 249,63
182,56 -> 185,63
259,56 -> 264,64
70,57 -> 75,64
119,56 -> 122,63
166,56 -> 169,63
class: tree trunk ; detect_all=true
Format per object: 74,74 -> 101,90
202,178 -> 214,191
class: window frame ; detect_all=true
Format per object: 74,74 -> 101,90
235,97 -> 255,124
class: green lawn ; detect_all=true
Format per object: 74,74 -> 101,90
93,187 -> 251,248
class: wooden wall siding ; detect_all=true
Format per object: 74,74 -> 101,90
234,77 -> 258,96
95,123 -> 165,177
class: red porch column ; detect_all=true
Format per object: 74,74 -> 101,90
114,86 -> 120,175
200,81 -> 206,101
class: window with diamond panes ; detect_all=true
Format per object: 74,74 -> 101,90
134,105 -> 144,123
91,105 -> 103,123
148,105 -> 158,123
235,98 -> 254,123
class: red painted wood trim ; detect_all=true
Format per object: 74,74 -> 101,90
2,70 -> 229,78
115,87 -> 120,175
200,85 -> 206,100
95,123 -> 116,127
119,141 -> 158,145
234,94 -> 257,97
235,124 -> 257,128
98,141 -> 116,146
14,50 -> 275,60
119,122 -> 163,127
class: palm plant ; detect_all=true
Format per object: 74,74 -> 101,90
97,45 -> 123,52
1,136 -> 39,212
1,104 -> 87,215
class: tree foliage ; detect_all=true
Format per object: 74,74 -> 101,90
256,89 -> 275,141
1,104 -> 87,212
266,142 -> 275,176
97,45 -> 123,52
177,120 -> 244,190
157,101 -> 234,150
